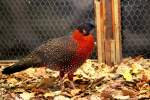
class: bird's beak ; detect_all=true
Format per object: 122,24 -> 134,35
89,20 -> 96,28
89,20 -> 95,33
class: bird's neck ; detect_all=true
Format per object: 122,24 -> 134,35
72,30 -> 94,42
72,30 -> 84,40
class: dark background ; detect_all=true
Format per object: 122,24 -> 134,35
121,0 -> 150,58
0,0 -> 95,60
0,0 -> 149,60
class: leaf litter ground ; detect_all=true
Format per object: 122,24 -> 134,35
0,56 -> 149,100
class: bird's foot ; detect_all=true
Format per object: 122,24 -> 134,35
59,72 -> 76,91
59,76 -> 66,91
69,81 -> 76,89
67,72 -> 76,89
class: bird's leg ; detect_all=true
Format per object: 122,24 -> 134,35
59,71 -> 65,90
68,72 -> 75,89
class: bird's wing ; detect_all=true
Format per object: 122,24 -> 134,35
2,36 -> 77,74
33,36 -> 78,67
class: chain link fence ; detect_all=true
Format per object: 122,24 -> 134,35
121,0 -> 150,58
0,0 -> 96,60
0,0 -> 150,60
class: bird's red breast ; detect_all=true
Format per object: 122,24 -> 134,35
70,29 -> 94,66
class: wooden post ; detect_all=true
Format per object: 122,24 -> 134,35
110,40 -> 116,63
94,0 -> 105,63
112,0 -> 122,63
94,0 -> 122,65
104,0 -> 114,66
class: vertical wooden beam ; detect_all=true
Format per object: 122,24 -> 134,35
104,0 -> 114,66
104,40 -> 111,65
112,0 -> 122,63
105,0 -> 113,40
94,0 -> 105,63
95,0 -> 122,65
110,40 -> 116,63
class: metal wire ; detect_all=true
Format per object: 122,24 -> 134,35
0,0 -> 96,60
121,0 -> 150,58
1,0 -> 149,60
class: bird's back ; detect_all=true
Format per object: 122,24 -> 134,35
33,35 -> 78,70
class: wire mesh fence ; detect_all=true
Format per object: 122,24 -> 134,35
0,0 -> 150,60
0,0 -> 96,60
121,0 -> 150,58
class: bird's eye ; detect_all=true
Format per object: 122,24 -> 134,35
83,29 -> 87,34
82,29 -> 89,36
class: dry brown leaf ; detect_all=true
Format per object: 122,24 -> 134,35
100,87 -> 113,99
14,88 -> 25,93
0,72 -> 2,79
0,58 -> 150,99
39,77 -> 57,88
19,92 -> 34,100
44,92 -> 55,97
109,81 -> 122,89
141,73 -> 148,83
31,87 -> 47,94
90,94 -> 101,100
14,72 -> 29,80
121,87 -> 138,98
122,57 -> 132,64
133,55 -> 143,62
54,95 -> 70,100
34,67 -> 47,77
131,63 -> 142,74
7,77 -> 18,84
113,95 -> 130,100
116,65 -> 132,81
70,88 -> 81,96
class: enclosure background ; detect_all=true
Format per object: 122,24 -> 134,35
0,0 -> 95,60
121,0 -> 150,58
0,0 -> 150,60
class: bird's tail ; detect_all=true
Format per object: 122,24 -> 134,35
2,64 -> 31,75
2,54 -> 42,75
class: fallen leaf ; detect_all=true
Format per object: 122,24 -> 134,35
90,94 -> 101,100
54,95 -> 70,100
14,88 -> 25,93
25,68 -> 36,76
7,78 -> 18,84
131,63 -> 142,74
39,77 -> 57,88
113,95 -> 130,100
31,87 -> 46,94
100,87 -> 113,99
19,92 -> 34,100
0,72 -> 2,79
116,65 -> 132,81
70,88 -> 81,96
133,55 -> 143,62
44,92 -> 54,97
121,87 -> 138,98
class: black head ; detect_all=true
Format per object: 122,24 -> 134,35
77,22 -> 95,36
